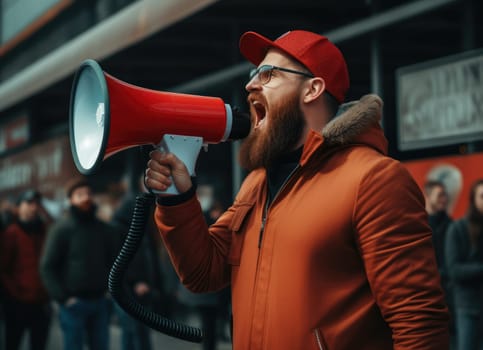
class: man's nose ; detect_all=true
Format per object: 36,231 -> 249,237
245,78 -> 262,92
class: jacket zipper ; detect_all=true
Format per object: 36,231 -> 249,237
258,216 -> 266,248
250,164 -> 302,345
314,329 -> 325,350
258,165 -> 301,248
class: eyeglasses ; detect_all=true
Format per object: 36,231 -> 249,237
248,65 -> 315,85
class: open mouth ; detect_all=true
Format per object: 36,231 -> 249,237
252,101 -> 267,129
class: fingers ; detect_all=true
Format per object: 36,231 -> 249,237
145,159 -> 172,192
145,168 -> 171,192
147,156 -> 172,178
150,150 -> 188,173
144,150 -> 192,193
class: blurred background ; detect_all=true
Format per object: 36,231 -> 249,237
1,0 -> 483,349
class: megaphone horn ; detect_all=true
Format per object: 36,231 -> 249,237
69,59 -> 250,186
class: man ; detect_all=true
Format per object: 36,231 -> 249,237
0,190 -> 51,350
40,178 -> 117,350
424,180 -> 453,279
145,30 -> 449,349
424,180 -> 455,346
445,179 -> 483,350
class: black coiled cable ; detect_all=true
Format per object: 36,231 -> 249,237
108,192 -> 203,343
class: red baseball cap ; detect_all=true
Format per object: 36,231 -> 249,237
239,30 -> 349,103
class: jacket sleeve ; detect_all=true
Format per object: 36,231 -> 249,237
40,223 -> 69,302
354,157 -> 449,350
154,194 -> 235,293
445,220 -> 483,283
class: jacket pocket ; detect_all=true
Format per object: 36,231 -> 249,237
313,328 -> 328,350
227,201 -> 254,266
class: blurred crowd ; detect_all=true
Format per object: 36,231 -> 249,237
0,175 -> 231,350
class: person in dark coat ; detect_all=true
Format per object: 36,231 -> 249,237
40,177 -> 118,350
446,178 -> 483,350
0,190 -> 51,350
425,180 -> 453,274
424,180 -> 454,339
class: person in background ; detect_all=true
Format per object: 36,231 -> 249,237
424,180 -> 455,347
40,177 -> 118,350
145,29 -> 449,349
110,174 -> 164,350
0,190 -> 51,350
425,180 -> 453,269
446,179 -> 483,350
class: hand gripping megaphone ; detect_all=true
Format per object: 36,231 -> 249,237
69,59 -> 250,193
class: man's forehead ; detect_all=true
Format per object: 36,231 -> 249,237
261,48 -> 302,68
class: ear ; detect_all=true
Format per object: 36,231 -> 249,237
302,77 -> 325,103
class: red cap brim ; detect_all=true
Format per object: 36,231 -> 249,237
239,31 -> 279,66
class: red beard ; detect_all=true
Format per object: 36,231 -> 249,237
239,92 -> 305,171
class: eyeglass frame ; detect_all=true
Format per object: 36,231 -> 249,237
248,64 -> 315,85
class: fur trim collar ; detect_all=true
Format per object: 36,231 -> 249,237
322,94 -> 383,147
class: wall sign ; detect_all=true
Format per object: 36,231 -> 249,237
396,49 -> 483,151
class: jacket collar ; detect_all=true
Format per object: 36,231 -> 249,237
300,94 -> 388,166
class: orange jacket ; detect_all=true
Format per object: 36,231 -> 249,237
155,95 -> 449,349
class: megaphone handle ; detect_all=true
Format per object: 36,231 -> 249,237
154,134 -> 203,195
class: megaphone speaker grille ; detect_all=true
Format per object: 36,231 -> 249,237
69,59 -> 110,174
